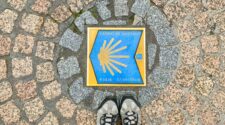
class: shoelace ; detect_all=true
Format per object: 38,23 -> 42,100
100,113 -> 117,125
123,111 -> 138,125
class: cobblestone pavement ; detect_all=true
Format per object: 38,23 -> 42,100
0,0 -> 225,124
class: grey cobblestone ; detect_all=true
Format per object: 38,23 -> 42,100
148,43 -> 157,70
69,77 -> 94,104
151,68 -> 173,86
131,0 -> 151,17
154,26 -> 178,46
96,0 -> 111,20
74,11 -> 98,32
138,88 -> 159,106
160,47 -> 179,70
57,56 -> 80,79
59,29 -> 83,52
114,0 -> 129,17
147,6 -> 170,29
103,20 -> 127,25
147,6 -> 178,46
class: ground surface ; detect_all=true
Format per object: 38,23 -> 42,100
0,0 -> 225,124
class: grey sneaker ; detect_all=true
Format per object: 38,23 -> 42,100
97,97 -> 119,125
120,96 -> 141,125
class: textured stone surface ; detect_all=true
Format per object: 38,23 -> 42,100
42,18 -> 59,38
151,68 -> 173,86
76,109 -> 96,125
7,0 -> 27,11
15,80 -> 37,100
160,84 -> 184,106
59,29 -> 83,52
131,0 -> 151,17
219,33 -> 225,50
36,62 -> 54,82
147,7 -> 178,46
180,93 -> 199,116
132,15 -> 143,26
193,11 -> 212,34
20,13 -> 43,34
57,56 -> 80,79
96,0 -> 111,20
24,97 -> 45,122
103,20 -> 127,25
199,106 -> 219,125
221,54 -> 225,71
204,0 -> 225,10
152,0 -> 168,6
42,80 -> 61,100
67,0 -> 94,12
0,59 -> 7,80
91,90 -> 114,109
12,57 -> 33,78
177,20 -> 199,43
147,6 -> 169,29
13,34 -> 34,54
163,2 -> 186,22
17,120 -> 29,125
51,5 -> 72,23
211,90 -> 225,113
0,81 -> 12,102
175,66 -> 195,87
202,55 -> 220,77
114,0 -> 129,17
213,11 -> 225,33
138,88 -> 159,106
35,41 -> 55,60
69,77 -> 94,103
74,11 -> 98,32
195,76 -> 214,96
32,0 -> 51,14
159,47 -> 179,70
166,108 -> 184,125
0,101 -> 20,124
142,99 -> 165,118
148,43 -> 157,70
201,35 -> 219,53
0,35 -> 11,56
0,9 -> 18,33
154,26 -> 178,46
181,44 -> 200,65
56,97 -> 76,118
219,71 -> 225,87
38,112 -> 59,125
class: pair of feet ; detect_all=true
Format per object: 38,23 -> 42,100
97,96 -> 141,125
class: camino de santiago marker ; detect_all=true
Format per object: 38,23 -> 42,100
87,27 -> 146,87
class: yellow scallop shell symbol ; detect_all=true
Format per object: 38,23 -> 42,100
98,38 -> 129,76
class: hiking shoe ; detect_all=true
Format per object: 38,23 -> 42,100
120,96 -> 141,125
97,97 -> 119,125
